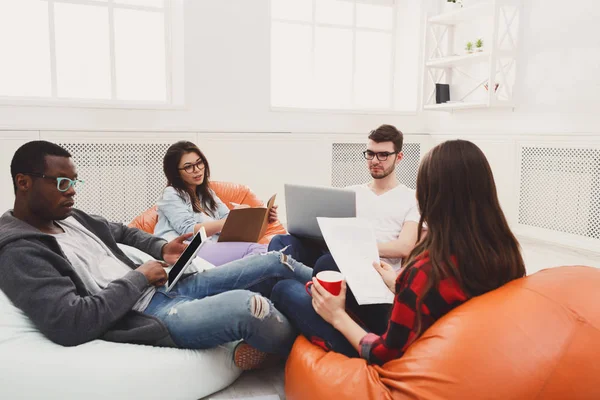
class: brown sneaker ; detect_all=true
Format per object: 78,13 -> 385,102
233,342 -> 272,371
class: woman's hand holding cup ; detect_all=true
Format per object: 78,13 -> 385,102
306,271 -> 347,326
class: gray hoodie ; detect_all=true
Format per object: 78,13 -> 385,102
0,209 -> 174,347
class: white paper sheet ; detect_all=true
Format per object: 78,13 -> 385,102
317,217 -> 394,305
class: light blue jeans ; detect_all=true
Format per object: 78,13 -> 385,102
144,252 -> 313,355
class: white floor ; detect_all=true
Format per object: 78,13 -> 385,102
201,238 -> 600,400
519,236 -> 600,275
201,361 -> 286,400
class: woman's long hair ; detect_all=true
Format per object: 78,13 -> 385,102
402,139 -> 525,339
163,141 -> 218,216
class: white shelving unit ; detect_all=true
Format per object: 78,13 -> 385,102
428,1 -> 494,24
424,101 -> 487,111
425,51 -> 491,68
422,0 -> 524,112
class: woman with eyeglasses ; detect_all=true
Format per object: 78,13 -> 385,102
154,141 -> 273,265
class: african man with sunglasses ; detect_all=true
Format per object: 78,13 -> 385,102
0,141 -> 310,370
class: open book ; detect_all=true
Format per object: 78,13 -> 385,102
218,194 -> 277,243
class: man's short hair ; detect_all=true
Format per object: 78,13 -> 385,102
368,124 -> 403,153
11,141 -> 72,193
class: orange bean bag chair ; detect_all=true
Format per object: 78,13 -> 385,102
285,266 -> 600,400
129,181 -> 286,244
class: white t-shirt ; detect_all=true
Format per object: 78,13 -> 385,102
347,183 -> 420,269
54,217 -> 155,312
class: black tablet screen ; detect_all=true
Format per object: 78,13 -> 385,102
167,232 -> 203,286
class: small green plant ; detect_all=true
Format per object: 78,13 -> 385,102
465,41 -> 474,53
447,0 -> 456,2
476,38 -> 484,51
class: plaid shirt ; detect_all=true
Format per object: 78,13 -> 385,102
359,252 -> 468,365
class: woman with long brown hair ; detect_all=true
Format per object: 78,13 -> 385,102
270,139 -> 526,364
154,141 -> 277,265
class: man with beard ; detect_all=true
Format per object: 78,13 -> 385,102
269,124 -> 419,272
269,124 -> 419,336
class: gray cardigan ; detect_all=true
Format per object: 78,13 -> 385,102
0,209 -> 174,347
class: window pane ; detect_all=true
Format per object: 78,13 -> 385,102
114,9 -> 166,101
314,27 -> 353,109
115,0 -> 164,7
316,0 -> 353,26
356,3 -> 393,30
54,3 -> 111,99
0,0 -> 51,97
271,22 -> 313,108
271,0 -> 312,22
354,31 -> 392,109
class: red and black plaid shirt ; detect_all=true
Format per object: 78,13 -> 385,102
359,252 -> 468,365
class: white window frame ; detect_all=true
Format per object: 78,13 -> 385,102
0,0 -> 185,110
270,0 -> 414,115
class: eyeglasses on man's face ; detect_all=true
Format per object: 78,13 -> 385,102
25,173 -> 84,192
362,150 -> 398,161
178,160 -> 205,174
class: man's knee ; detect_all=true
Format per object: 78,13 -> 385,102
271,279 -> 296,306
249,294 -> 271,320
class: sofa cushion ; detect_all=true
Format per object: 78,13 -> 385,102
0,278 -> 240,399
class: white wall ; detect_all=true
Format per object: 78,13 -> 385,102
425,0 -> 600,134
0,0 -> 426,223
0,0 -> 423,134
424,0 -> 600,256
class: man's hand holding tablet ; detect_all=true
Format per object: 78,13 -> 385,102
161,232 -> 194,265
137,260 -> 169,286
165,227 -> 208,292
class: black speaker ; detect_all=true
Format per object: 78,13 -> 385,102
435,84 -> 450,104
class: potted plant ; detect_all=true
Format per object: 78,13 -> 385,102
465,41 -> 474,54
476,38 -> 484,52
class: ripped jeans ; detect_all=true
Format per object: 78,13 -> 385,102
143,252 -> 313,355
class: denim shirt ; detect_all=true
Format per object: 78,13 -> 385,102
154,186 -> 230,241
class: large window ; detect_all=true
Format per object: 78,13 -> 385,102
0,0 -> 181,105
271,0 -> 402,111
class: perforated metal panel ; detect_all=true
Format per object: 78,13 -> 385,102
331,143 -> 421,189
518,146 -> 600,240
58,142 -> 170,223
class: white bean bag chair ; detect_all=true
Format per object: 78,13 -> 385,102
0,246 -> 242,400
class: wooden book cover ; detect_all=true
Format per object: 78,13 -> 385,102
218,194 -> 276,243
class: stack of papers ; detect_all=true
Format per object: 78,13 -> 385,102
317,218 -> 394,305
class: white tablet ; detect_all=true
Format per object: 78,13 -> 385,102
165,227 -> 207,292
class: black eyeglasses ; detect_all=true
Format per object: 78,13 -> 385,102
362,150 -> 398,161
25,173 -> 84,192
178,160 -> 205,174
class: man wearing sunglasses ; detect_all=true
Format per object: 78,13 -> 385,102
0,141 -> 192,347
0,141 -> 307,366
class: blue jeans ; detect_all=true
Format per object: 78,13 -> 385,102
271,279 -> 359,358
144,252 -> 313,355
270,253 -> 392,357
268,234 -> 329,267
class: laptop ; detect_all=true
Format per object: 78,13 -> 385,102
284,184 -> 356,240
165,227 -> 207,292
